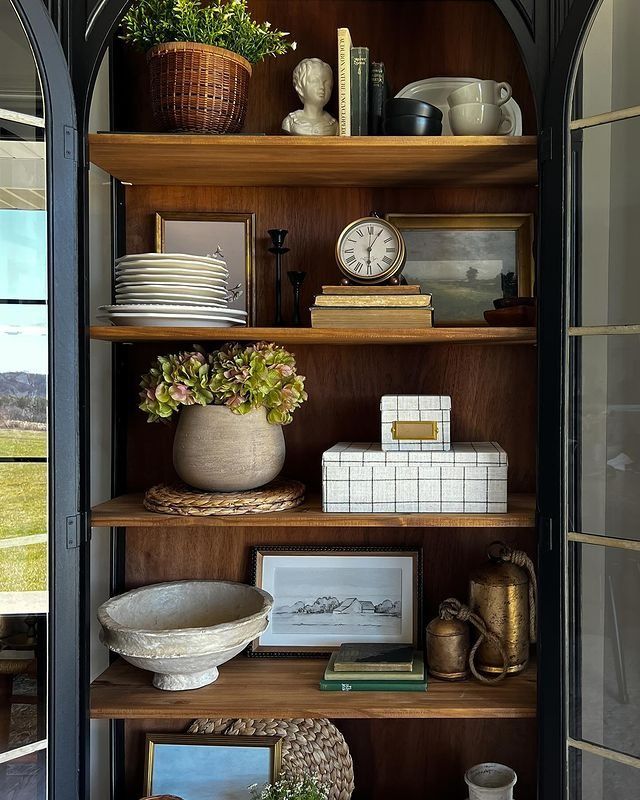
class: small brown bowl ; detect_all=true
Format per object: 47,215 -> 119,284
484,305 -> 536,326
493,296 -> 536,310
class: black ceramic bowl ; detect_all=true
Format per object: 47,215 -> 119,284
383,114 -> 443,136
385,97 -> 443,121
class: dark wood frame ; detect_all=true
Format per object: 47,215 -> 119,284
250,545 -> 422,657
154,210 -> 256,325
386,213 -> 535,326
144,733 -> 282,795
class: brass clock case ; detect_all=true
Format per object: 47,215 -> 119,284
335,216 -> 406,285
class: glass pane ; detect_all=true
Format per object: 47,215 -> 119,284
577,117 -> 640,326
0,304 -> 47,459
577,0 -> 640,119
0,1 -> 42,120
0,748 -> 46,799
570,334 -> 640,540
569,747 -> 640,799
0,211 -> 47,300
571,543 -> 640,759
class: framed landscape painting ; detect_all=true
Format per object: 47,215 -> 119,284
144,734 -> 281,799
386,213 -> 534,325
250,546 -> 422,656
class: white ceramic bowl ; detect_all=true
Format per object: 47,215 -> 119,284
98,580 -> 273,690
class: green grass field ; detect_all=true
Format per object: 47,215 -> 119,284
0,428 -> 47,458
0,429 -> 48,591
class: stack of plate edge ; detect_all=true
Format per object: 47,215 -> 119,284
100,253 -> 247,327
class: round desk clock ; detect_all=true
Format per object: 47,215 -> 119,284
335,215 -> 406,284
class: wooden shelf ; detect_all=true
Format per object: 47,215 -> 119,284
90,657 -> 536,720
89,326 -> 536,345
91,493 -> 536,529
88,134 -> 538,187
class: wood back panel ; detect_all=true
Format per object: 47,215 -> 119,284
113,0 -> 537,135
124,184 -> 538,328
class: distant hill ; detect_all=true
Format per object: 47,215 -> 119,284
0,372 -> 46,398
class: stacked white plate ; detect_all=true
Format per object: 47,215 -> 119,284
98,253 -> 247,327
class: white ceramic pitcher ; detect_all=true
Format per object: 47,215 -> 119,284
465,763 -> 517,800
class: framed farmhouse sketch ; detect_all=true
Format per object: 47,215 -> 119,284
250,546 -> 422,656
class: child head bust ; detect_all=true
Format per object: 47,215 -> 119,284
282,58 -> 337,136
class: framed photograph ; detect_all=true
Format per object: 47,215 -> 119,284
386,213 -> 534,325
155,211 -> 256,323
144,734 -> 282,799
250,546 -> 422,657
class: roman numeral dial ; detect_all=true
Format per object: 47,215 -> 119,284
336,216 -> 406,284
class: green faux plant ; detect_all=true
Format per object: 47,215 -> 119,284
120,0 -> 296,62
250,774 -> 329,800
139,342 -> 307,425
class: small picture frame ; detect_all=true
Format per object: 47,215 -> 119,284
155,211 -> 256,323
386,213 -> 534,325
144,733 -> 282,799
250,546 -> 422,657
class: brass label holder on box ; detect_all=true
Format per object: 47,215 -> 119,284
391,420 -> 439,441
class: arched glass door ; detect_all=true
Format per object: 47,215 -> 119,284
568,0 -> 640,795
0,1 -> 48,794
0,0 -> 81,798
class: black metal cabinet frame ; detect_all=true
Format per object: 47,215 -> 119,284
9,0 -> 606,797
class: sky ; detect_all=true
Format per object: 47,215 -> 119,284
0,210 -> 47,375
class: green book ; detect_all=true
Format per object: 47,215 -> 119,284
324,651 -> 424,682
320,678 -> 427,692
350,46 -> 369,135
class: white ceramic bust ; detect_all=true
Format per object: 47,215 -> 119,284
282,58 -> 338,136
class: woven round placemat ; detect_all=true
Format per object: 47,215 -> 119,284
187,717 -> 354,800
143,479 -> 305,516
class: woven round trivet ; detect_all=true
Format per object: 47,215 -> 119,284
187,717 -> 354,800
143,479 -> 305,516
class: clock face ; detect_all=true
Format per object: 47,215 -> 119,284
336,217 -> 406,284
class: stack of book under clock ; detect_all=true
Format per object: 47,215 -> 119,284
320,643 -> 426,692
310,285 -> 433,329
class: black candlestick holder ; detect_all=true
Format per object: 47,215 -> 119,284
267,229 -> 289,326
287,270 -> 307,326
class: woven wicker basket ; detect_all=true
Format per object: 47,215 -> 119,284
147,42 -> 252,133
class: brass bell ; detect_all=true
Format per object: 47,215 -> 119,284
469,542 -> 537,675
426,606 -> 470,680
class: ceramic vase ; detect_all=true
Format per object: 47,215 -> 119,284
465,763 -> 517,800
172,404 -> 285,492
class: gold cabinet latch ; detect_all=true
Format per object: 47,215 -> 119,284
391,420 -> 439,441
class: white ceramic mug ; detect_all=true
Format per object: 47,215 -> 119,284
448,102 -> 514,135
448,80 -> 512,108
465,763 -> 517,800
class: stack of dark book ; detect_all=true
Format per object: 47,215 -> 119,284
311,285 -> 433,328
320,643 -> 426,692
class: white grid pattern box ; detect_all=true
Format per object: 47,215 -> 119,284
322,442 -> 508,513
380,395 -> 451,452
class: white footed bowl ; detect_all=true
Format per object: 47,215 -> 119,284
98,580 -> 273,691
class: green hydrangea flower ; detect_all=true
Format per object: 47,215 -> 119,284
139,342 -> 307,424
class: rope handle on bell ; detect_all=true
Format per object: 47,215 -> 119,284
439,597 -> 509,684
489,541 -> 537,644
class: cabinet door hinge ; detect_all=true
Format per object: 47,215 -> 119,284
540,128 -> 553,163
65,514 -> 83,549
63,125 -> 77,161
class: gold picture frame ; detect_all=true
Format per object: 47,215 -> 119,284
144,733 -> 282,797
386,213 -> 535,326
155,211 -> 256,324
